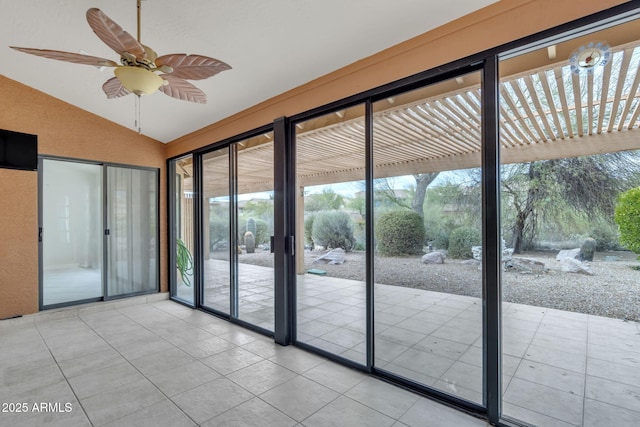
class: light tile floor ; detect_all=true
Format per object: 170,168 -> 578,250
0,294 -> 487,427
4,260 -> 640,426
214,262 -> 640,427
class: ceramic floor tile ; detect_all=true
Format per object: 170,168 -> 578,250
400,397 -> 487,427
389,348 -> 456,379
57,347 -> 125,379
130,347 -> 195,376
302,361 -> 366,393
80,378 -> 166,426
171,377 -> 254,424
68,361 -> 144,399
201,347 -> 264,375
102,400 -> 196,427
202,397 -> 296,427
268,347 -> 326,374
345,377 -> 419,419
226,359 -> 297,395
585,375 -> 640,413
147,360 -> 220,397
302,395 -> 396,427
180,336 -> 237,359
583,398 -> 640,427
514,360 -> 585,396
503,378 -> 583,425
523,344 -> 586,373
501,402 -> 576,427
261,376 -> 339,421
440,361 -> 483,394
413,336 -> 470,360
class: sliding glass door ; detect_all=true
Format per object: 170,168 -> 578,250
40,158 -> 158,308
168,134 -> 277,328
202,148 -> 232,315
372,72 -> 484,404
41,159 -> 103,306
106,166 -> 158,297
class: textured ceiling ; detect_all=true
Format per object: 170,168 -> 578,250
1,0 -> 496,143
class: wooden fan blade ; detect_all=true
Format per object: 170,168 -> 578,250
159,75 -> 207,104
102,77 -> 131,99
10,47 -> 118,67
86,8 -> 145,60
155,54 -> 231,80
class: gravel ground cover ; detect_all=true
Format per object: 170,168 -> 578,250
239,249 -> 640,322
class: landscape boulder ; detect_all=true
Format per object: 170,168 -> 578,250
560,257 -> 594,275
504,257 -> 546,274
422,251 -> 446,264
556,248 -> 581,261
313,248 -> 346,265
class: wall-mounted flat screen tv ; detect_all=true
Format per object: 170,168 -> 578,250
0,129 -> 38,171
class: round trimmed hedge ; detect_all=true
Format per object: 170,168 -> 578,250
375,210 -> 425,256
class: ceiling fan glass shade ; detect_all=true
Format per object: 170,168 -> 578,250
114,66 -> 163,96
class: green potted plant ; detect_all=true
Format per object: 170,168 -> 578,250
176,238 -> 194,286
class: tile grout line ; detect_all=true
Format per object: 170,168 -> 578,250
33,319 -> 95,427
75,306 -> 203,426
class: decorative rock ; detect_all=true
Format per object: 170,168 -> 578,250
472,245 -> 514,262
504,257 -> 546,274
560,257 -> 594,275
422,251 -> 446,264
556,248 -> 581,261
313,248 -> 346,265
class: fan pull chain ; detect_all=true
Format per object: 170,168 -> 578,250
135,95 -> 142,134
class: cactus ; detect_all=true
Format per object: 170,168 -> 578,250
580,237 -> 597,261
244,231 -> 255,253
246,218 -> 256,237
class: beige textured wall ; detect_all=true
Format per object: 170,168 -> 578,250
0,76 -> 167,319
166,0 -> 628,157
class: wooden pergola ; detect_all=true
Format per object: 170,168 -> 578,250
222,40 -> 640,196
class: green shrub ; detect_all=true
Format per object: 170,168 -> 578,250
614,187 -> 640,253
210,217 -> 229,250
376,210 -> 425,256
448,227 -> 481,259
424,220 -> 450,250
590,225 -> 622,251
304,214 -> 315,245
312,210 -> 355,251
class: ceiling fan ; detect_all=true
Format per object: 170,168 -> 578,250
9,1 -> 231,104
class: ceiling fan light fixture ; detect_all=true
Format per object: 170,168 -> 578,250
114,66 -> 163,96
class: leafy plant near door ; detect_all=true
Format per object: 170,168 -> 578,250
176,238 -> 194,286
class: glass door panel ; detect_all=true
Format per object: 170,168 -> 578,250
171,155 -> 195,305
294,104 -> 367,364
499,19 -> 640,426
237,133 -> 275,331
202,148 -> 232,315
42,159 -> 103,306
106,166 -> 158,297
372,72 -> 484,404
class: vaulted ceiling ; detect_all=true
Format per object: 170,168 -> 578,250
1,0 -> 496,143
